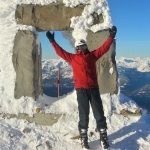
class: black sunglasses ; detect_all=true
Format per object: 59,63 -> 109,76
76,45 -> 87,50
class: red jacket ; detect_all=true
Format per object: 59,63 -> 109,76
51,37 -> 114,89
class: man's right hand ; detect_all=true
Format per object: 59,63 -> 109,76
46,31 -> 55,43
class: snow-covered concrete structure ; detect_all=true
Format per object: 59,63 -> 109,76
0,0 -> 117,114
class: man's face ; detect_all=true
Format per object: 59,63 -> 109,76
76,44 -> 87,51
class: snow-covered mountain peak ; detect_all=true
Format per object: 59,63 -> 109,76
116,57 -> 150,72
42,58 -> 70,69
42,58 -> 73,80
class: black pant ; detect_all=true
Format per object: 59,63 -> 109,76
76,88 -> 107,130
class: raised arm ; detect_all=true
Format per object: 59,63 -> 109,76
92,26 -> 117,60
46,31 -> 73,63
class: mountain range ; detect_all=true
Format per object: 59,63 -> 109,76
42,57 -> 150,111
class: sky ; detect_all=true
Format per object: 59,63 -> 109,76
39,0 -> 150,59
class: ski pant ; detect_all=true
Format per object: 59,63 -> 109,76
76,88 -> 107,130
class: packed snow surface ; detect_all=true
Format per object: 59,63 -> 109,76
0,92 -> 150,150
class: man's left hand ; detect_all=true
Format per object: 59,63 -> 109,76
109,26 -> 117,38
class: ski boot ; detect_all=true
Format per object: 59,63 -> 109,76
98,128 -> 110,150
95,129 -> 110,150
79,129 -> 90,149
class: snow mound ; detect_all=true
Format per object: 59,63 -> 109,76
1,91 -> 150,150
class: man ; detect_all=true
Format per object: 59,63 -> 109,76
46,26 -> 117,149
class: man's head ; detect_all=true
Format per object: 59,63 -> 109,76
75,39 -> 88,52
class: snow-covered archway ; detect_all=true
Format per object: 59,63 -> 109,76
0,0 -> 117,114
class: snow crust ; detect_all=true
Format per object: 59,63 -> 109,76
0,91 -> 150,150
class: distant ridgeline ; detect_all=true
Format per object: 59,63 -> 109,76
42,58 -> 150,111
116,57 -> 150,111
42,59 -> 74,97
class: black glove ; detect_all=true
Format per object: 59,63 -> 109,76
109,26 -> 117,38
46,31 -> 55,43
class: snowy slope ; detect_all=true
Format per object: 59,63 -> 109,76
0,92 -> 150,150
